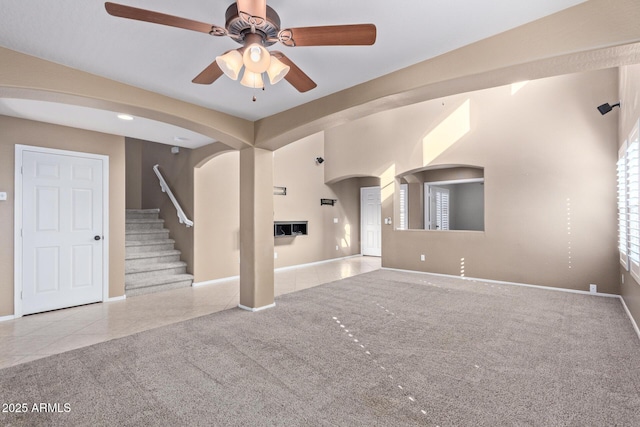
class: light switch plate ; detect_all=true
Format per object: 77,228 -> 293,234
0,192 -> 7,201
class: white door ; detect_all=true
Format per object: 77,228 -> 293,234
361,186 -> 381,256
21,150 -> 104,315
425,185 -> 450,230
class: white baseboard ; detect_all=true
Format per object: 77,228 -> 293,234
383,267 -> 640,341
238,303 -> 276,312
381,267 -> 620,298
105,295 -> 126,303
0,314 -> 16,323
619,296 -> 640,342
275,254 -> 362,273
193,276 -> 239,287
193,255 -> 363,287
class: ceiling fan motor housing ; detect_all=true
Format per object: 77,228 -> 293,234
225,3 -> 280,46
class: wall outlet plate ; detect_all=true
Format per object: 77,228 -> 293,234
589,284 -> 597,294
420,254 -> 425,261
0,192 -> 7,201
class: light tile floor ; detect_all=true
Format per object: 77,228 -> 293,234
0,256 -> 381,370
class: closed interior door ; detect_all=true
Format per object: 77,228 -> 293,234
22,150 -> 104,315
361,186 -> 381,256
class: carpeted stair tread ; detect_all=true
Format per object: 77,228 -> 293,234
126,238 -> 175,247
125,273 -> 194,290
126,219 -> 164,224
127,229 -> 170,235
126,249 -> 181,260
124,208 -> 193,295
126,208 -> 160,214
125,261 -> 186,274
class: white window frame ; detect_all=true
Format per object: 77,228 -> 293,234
398,183 -> 408,230
619,121 -> 640,283
628,123 -> 640,283
618,141 -> 629,271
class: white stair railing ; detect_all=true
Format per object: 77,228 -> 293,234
153,164 -> 193,228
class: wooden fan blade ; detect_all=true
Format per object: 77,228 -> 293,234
279,24 -> 376,47
105,2 -> 225,35
272,51 -> 317,93
192,60 -> 224,85
236,0 -> 267,22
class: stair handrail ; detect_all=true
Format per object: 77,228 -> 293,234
153,164 -> 193,228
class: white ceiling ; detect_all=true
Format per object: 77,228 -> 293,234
0,0 -> 586,148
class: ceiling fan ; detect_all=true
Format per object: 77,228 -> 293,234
104,1 -> 377,94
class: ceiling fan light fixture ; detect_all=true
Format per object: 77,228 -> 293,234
266,55 -> 290,85
242,42 -> 271,74
240,70 -> 264,89
215,50 -> 243,80
104,2 -> 377,94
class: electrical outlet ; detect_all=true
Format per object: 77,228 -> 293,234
589,284 -> 597,294
336,245 -> 339,251
333,217 -> 338,224
274,252 -> 278,259
0,192 -> 6,201
420,254 -> 425,261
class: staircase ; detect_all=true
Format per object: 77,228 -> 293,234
125,209 -> 193,297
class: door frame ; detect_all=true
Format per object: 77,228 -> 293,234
14,144 -> 110,318
360,186 -> 381,256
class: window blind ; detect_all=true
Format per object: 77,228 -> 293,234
618,145 -> 628,268
398,183 -> 408,230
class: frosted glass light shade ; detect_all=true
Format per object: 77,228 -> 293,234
240,70 -> 264,89
216,50 -> 243,80
266,56 -> 290,85
242,43 -> 271,73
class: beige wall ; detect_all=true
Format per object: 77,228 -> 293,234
619,64 -> 640,324
128,138 -> 236,280
273,133 -> 361,268
191,132 -> 362,284
0,116 -> 126,316
194,151 -> 240,282
125,139 -> 143,209
326,69 -> 620,293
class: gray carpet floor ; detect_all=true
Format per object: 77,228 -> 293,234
1,269 -> 640,426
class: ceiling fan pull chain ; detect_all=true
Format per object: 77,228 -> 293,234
252,79 -> 258,102
252,74 -> 267,102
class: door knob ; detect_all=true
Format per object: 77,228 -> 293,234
94,235 -> 102,241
